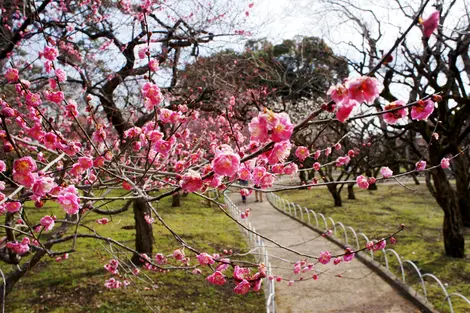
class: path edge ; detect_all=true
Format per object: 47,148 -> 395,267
267,195 -> 439,313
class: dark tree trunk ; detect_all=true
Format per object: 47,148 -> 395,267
431,166 -> 465,258
172,192 -> 181,207
327,184 -> 342,207
347,183 -> 356,200
453,155 -> 470,227
131,198 -> 154,265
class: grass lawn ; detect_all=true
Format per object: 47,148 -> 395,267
2,191 -> 265,313
278,184 -> 470,313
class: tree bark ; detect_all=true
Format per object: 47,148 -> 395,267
347,183 -> 356,200
452,154 -> 470,227
431,166 -> 465,258
172,192 -> 181,207
327,184 -> 342,207
131,198 -> 154,265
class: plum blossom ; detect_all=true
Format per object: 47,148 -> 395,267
343,248 -> 355,262
356,175 -> 369,189
383,100 -> 407,124
411,99 -> 434,121
142,82 -> 163,110
271,113 -> 294,142
422,11 -> 440,38
441,158 -> 450,169
6,202 -> 21,213
212,146 -> 240,177
380,167 -> 393,178
97,218 -> 109,225
295,146 -> 309,162
32,176 -> 56,197
6,237 -> 30,254
206,271 -> 226,285
40,215 -> 55,231
104,278 -> 122,289
43,46 -> 59,61
57,185 -> 80,215
197,253 -> 215,266
327,83 -> 348,104
336,99 -> 358,123
283,163 -> 298,175
234,279 -> 251,295
13,156 -> 37,174
0,160 -> 6,172
248,115 -> 269,143
267,141 -> 291,165
415,161 -> 426,171
5,68 -> 19,83
346,76 -> 383,104
319,251 -> 332,265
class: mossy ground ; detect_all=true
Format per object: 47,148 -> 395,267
2,192 -> 265,313
278,184 -> 470,313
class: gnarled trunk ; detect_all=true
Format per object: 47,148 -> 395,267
131,198 -> 154,265
431,166 -> 465,257
172,192 -> 181,207
347,183 -> 356,200
327,184 -> 342,207
453,154 -> 470,227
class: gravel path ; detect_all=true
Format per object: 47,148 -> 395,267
229,193 -> 423,313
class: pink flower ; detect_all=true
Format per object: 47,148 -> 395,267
335,156 -> 350,167
336,99 -> 358,122
180,170 -> 203,192
441,158 -> 450,169
267,141 -> 291,165
283,163 -> 298,175
26,92 -> 42,107
13,172 -> 37,188
104,278 -> 122,289
13,156 -> 37,174
295,146 -> 309,162
343,248 -> 355,262
411,99 -> 434,121
238,167 -> 251,181
327,83 -> 349,104
319,251 -> 331,265
44,90 -> 64,104
212,148 -> 240,177
234,279 -> 251,295
5,68 -> 19,83
313,150 -> 321,160
155,253 -> 168,264
252,167 -> 266,185
32,176 -> 56,197
356,175 -> 369,189
233,266 -> 250,280
0,160 -> 6,172
57,185 -> 80,215
248,115 -> 269,143
40,215 -> 55,231
415,161 -> 426,171
258,173 -> 273,188
271,113 -> 293,142
55,68 -> 67,82
380,167 -> 393,178
346,76 -> 383,104
197,253 -> 215,266
43,46 -> 59,61
313,162 -> 321,171
333,257 -> 342,265
383,100 -> 407,124
6,202 -> 21,213
373,239 -> 386,251
422,11 -> 440,38
149,59 -> 159,71
159,108 -> 174,123
97,217 -> 109,225
142,82 -> 163,111
206,271 -> 226,285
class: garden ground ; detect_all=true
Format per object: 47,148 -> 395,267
277,183 -> 470,313
2,192 -> 265,313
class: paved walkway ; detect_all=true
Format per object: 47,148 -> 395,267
229,193 -> 422,313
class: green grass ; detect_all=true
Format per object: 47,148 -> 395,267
2,191 -> 265,313
278,184 -> 470,313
